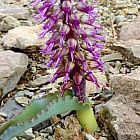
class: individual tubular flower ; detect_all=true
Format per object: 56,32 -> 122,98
33,0 -> 104,101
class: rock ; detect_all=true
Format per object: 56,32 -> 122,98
101,48 -> 112,55
131,44 -> 140,59
86,72 -> 107,94
0,44 -> 4,52
29,75 -> 50,87
24,91 -> 34,98
124,7 -> 138,15
110,67 -> 140,101
0,98 -> 23,119
115,15 -> 126,24
11,137 -> 18,140
101,52 -> 123,62
42,126 -> 53,134
0,5 -> 30,20
98,137 -> 108,140
0,116 -> 5,124
15,96 -> 30,106
98,68 -> 140,140
54,115 -> 82,139
21,128 -> 35,139
2,26 -> 46,50
0,0 -> 29,5
98,95 -> 140,140
114,0 -> 132,8
0,50 -> 28,96
0,112 -> 7,118
0,16 -> 21,31
32,136 -> 45,140
16,90 -> 34,98
85,134 -> 96,140
112,40 -> 140,64
119,19 -> 140,41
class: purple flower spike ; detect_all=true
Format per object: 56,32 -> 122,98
67,38 -> 77,61
62,1 -> 72,13
59,24 -> 70,46
33,0 -> 104,101
64,62 -> 75,83
31,0 -> 41,6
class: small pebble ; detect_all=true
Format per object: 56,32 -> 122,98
85,134 -> 96,140
0,116 -> 5,124
0,112 -> 7,118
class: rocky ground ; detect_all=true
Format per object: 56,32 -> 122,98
0,0 -> 140,140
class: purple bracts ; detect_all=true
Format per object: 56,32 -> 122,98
32,0 -> 104,101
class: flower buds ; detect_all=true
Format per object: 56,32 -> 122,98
62,1 -> 72,13
33,0 -> 104,100
67,38 -> 77,61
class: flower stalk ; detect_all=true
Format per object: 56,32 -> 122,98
32,0 -> 104,132
32,0 -> 104,101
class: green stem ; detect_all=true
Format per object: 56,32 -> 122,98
76,105 -> 98,132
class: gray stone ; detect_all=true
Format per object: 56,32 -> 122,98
131,44 -> 140,59
15,96 -> 30,106
0,98 -> 23,119
2,26 -> 46,50
11,137 -> 18,140
0,50 -> 28,96
16,90 -> 34,98
0,44 -> 4,52
110,67 -> 140,102
127,7 -> 139,14
98,137 -> 108,140
112,40 -> 140,64
98,68 -> 140,140
98,95 -> 140,140
115,15 -> 126,24
119,19 -> 140,41
29,75 -> 50,87
114,0 -> 132,8
0,116 -> 5,124
0,16 -> 21,31
101,52 -> 123,62
0,112 -> 7,118
86,71 -> 107,94
85,134 -> 96,140
21,128 -> 35,139
0,5 -> 30,20
0,0 -> 29,5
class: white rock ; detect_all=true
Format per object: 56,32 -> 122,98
0,50 -> 28,96
11,137 -> 18,140
0,0 -> 29,5
115,15 -> 126,24
112,40 -> 140,64
119,19 -> 140,41
2,26 -> 46,50
86,72 -> 107,94
114,0 -> 132,8
0,5 -> 30,20
131,44 -> 140,59
85,134 -> 96,140
0,16 -> 21,31
15,96 -> 29,106
0,112 -> 7,118
22,128 -> 35,139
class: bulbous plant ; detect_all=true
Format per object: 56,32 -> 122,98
0,0 -> 104,139
36,0 -> 104,100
